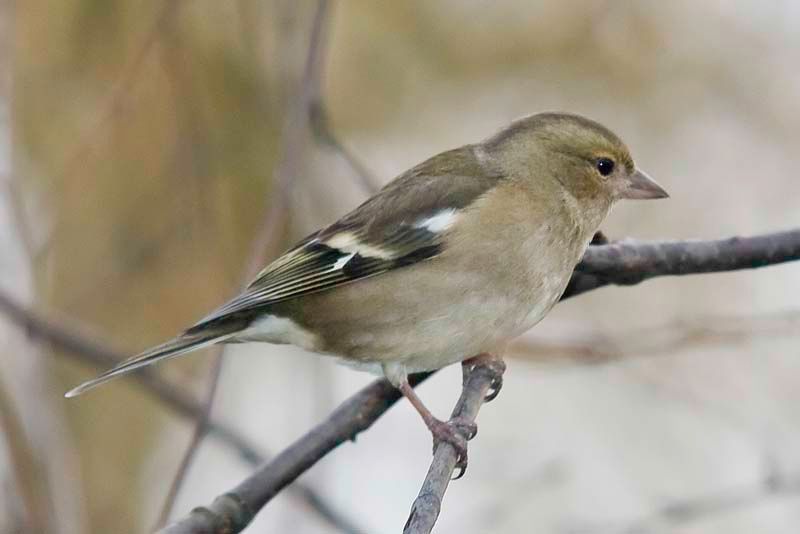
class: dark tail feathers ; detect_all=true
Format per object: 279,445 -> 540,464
65,327 -> 238,398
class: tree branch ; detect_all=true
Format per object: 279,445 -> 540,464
153,10 -> 231,525
244,0 -> 332,276
157,4 -> 368,534
0,289 -> 358,530
309,100 -> 380,194
563,229 -> 800,299
159,227 -> 800,534
510,309 -> 800,365
0,289 -> 260,463
570,468 -> 800,534
160,373 -> 431,533
403,360 -> 506,534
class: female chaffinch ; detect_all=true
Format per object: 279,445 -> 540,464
67,112 -> 667,461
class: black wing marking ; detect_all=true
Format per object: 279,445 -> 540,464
188,223 -> 444,329
188,145 -> 504,331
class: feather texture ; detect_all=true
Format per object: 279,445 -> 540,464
188,145 -> 504,332
66,145 -> 506,396
64,327 -> 241,397
63,113 -> 655,401
189,219 -> 448,328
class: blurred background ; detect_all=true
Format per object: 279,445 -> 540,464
2,1 -> 800,532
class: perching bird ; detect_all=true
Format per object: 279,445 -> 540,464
66,112 -> 668,465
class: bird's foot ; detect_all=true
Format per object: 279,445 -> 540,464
463,355 -> 506,402
426,416 -> 477,479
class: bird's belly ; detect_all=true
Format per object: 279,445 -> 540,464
298,262 -> 568,372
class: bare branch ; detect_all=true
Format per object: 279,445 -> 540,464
309,101 -> 380,194
156,3 -> 365,533
160,373 -> 430,534
564,229 -> 800,299
245,0 -> 332,276
153,11 -> 230,525
160,227 -> 800,534
0,380 -> 48,533
0,288 -> 259,462
403,360 -> 506,534
0,288 -> 361,532
154,351 -> 225,529
510,309 -> 800,365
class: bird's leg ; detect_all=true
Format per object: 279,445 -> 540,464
397,381 -> 477,473
462,353 -> 506,402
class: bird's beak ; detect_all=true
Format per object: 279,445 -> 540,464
619,168 -> 669,200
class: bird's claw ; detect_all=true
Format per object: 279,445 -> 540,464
451,416 -> 478,441
427,416 -> 477,479
482,359 -> 506,402
463,356 -> 506,402
590,230 -> 610,245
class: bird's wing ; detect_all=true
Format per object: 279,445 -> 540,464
189,146 -> 504,330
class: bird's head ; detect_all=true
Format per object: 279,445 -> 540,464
483,112 -> 668,203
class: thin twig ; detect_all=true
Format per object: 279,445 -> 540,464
159,227 -> 800,534
245,0 -> 332,276
161,0 -> 331,512
0,288 -> 359,530
0,380 -> 49,533
58,1 -> 180,182
159,373 -> 430,534
154,351 -> 225,528
0,289 -> 262,463
302,0 -> 379,195
153,10 -> 226,526
155,2 -> 366,533
510,308 -> 800,365
309,101 -> 380,194
2,177 -> 38,261
403,360 -> 506,534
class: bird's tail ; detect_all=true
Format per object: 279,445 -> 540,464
64,327 -> 239,398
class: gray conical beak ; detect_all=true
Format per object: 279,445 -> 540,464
620,168 -> 669,200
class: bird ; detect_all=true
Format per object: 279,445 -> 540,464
66,112 -> 668,468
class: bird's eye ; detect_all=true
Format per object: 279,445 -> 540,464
596,158 -> 615,177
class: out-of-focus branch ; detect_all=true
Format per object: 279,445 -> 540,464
509,309 -> 800,365
299,0 -> 380,195
0,289 -> 358,531
58,1 -> 181,181
245,0 -> 332,276
309,101 -> 380,194
154,350 -> 224,530
157,2 -> 365,533
159,226 -> 800,534
153,9 -> 227,526
403,360 -> 506,534
0,380 -> 48,533
570,468 -> 800,534
0,289 -> 262,464
159,373 -> 431,534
